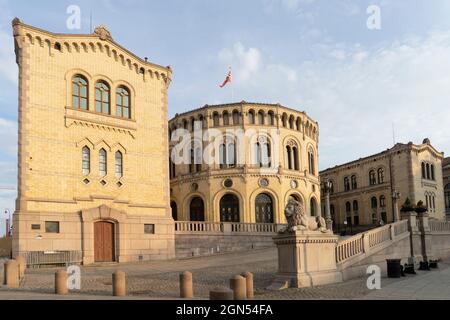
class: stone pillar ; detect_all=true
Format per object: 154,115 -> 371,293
55,270 -> 68,295
180,271 -> 193,298
16,256 -> 26,280
210,287 -> 233,300
269,230 -> 342,289
325,192 -> 333,231
229,275 -> 246,300
418,212 -> 433,262
402,211 -> 424,265
241,272 -> 254,299
4,260 -> 19,288
112,271 -> 126,297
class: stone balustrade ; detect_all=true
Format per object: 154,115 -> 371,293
174,221 -> 284,235
336,220 -> 410,264
429,220 -> 450,233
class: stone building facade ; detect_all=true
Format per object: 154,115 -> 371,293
443,157 -> 450,219
320,139 -> 445,229
168,102 -> 320,224
12,19 -> 175,264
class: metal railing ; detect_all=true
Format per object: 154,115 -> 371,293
26,251 -> 82,267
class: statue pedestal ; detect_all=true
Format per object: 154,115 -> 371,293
269,230 -> 342,289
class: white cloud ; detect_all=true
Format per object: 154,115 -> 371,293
216,31 -> 450,169
218,42 -> 263,83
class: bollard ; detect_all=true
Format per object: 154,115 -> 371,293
16,256 -> 26,280
180,271 -> 193,298
112,271 -> 126,297
4,260 -> 19,288
241,272 -> 254,299
229,275 -> 247,300
210,287 -> 233,300
55,270 -> 68,295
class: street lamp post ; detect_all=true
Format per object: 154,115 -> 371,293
392,191 -> 401,222
4,209 -> 11,238
322,179 -> 333,232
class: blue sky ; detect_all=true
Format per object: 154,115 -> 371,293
1,0 -> 450,228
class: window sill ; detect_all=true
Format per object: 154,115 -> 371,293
65,107 -> 137,135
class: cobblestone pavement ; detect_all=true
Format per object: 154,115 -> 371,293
1,248 -> 449,300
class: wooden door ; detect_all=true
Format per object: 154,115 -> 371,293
94,221 -> 115,262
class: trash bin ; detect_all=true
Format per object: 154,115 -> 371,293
386,259 -> 402,278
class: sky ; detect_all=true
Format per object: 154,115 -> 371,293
0,0 -> 450,230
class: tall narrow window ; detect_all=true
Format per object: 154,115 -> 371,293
248,110 -> 255,124
95,81 -> 110,114
286,146 -> 292,170
223,111 -> 229,126
116,87 -> 130,119
351,175 -> 357,189
378,168 -> 385,184
426,163 -> 430,179
344,177 -> 350,191
258,111 -> 264,125
213,112 -> 220,127
422,162 -> 426,179
232,110 -> 240,125
293,147 -> 299,170
369,170 -> 376,185
308,150 -> 315,175
82,146 -> 90,176
115,151 -> 123,178
72,75 -> 88,110
99,149 -> 107,177
219,143 -> 226,169
268,112 -> 274,125
431,165 -> 435,180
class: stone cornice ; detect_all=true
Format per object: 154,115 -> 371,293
12,18 -> 172,86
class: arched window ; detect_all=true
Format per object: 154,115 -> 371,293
289,116 -> 295,129
72,75 -> 88,110
232,110 -> 240,125
296,118 -> 301,131
308,149 -> 315,175
293,147 -> 299,170
219,143 -> 226,169
345,202 -> 351,224
268,111 -> 274,125
220,137 -> 236,168
422,162 -> 426,179
255,193 -> 274,223
183,119 -> 188,130
310,198 -> 317,217
95,81 -> 110,114
258,111 -> 264,125
198,115 -> 205,129
115,151 -> 123,178
431,165 -> 435,180
371,196 -> 377,209
426,163 -> 431,179
116,86 -> 130,119
256,139 -> 271,168
213,112 -> 220,127
248,110 -> 255,124
377,168 -> 384,184
380,195 -> 386,207
190,197 -> 205,221
169,156 -> 176,179
344,177 -> 350,191
99,148 -> 107,177
223,111 -> 229,125
445,184 -> 450,213
189,148 -> 195,173
369,170 -> 376,185
351,175 -> 357,189
82,146 -> 90,176
286,146 -> 292,170
282,113 -> 287,127
220,194 -> 240,222
170,201 -> 178,221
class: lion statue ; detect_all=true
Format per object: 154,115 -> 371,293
279,199 -> 327,233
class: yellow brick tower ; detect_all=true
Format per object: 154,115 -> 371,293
12,18 -> 175,264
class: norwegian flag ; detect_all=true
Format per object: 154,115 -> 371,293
219,69 -> 232,88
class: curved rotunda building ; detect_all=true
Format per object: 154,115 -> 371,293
168,102 -> 321,225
